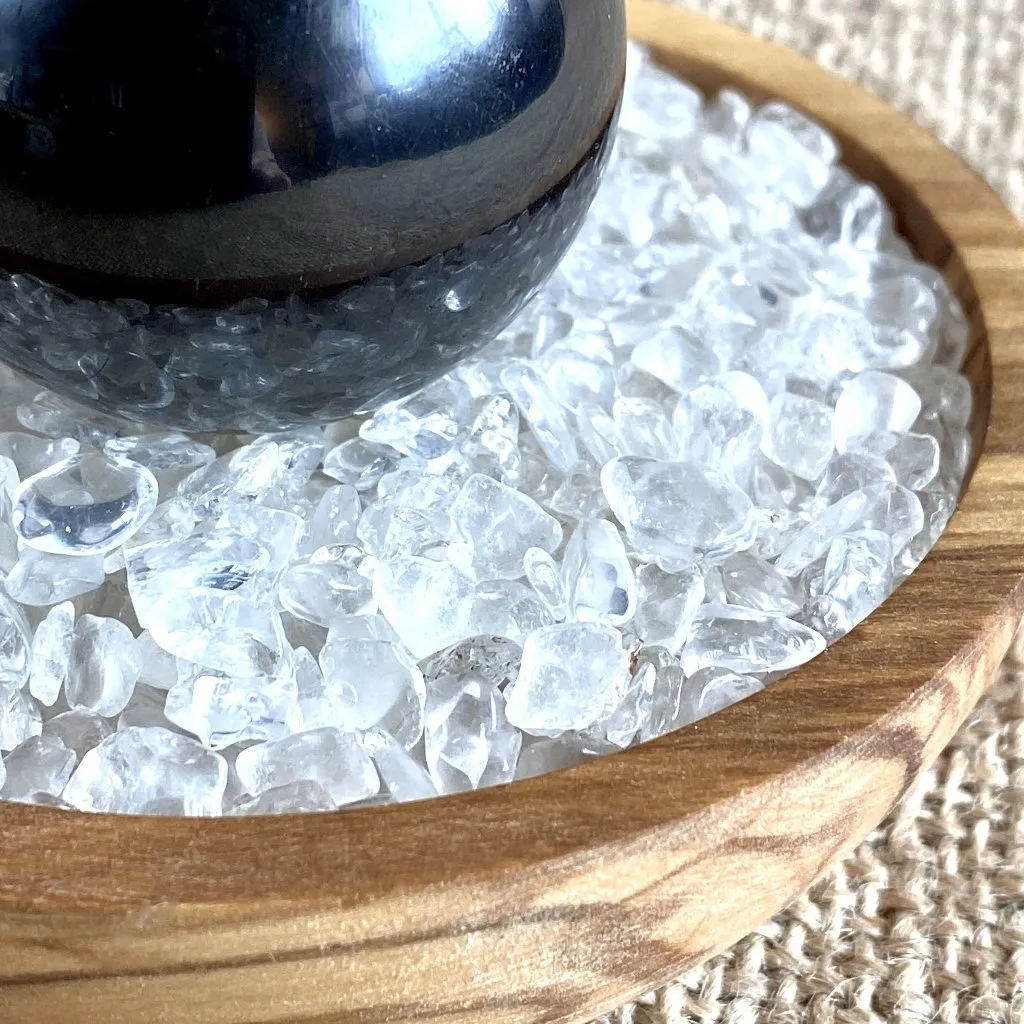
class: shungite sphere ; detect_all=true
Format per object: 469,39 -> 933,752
0,0 -> 625,432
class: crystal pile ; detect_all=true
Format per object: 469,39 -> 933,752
0,46 -> 972,816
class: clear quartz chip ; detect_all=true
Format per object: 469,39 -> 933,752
17,390 -> 136,445
165,661 -> 301,750
561,519 -> 637,625
1,735 -> 76,801
762,393 -> 834,481
425,671 -> 522,794
62,726 -> 227,815
745,101 -> 838,206
0,432 -> 79,479
833,371 -> 922,452
682,604 -> 826,676
42,709 -> 113,761
450,474 -> 562,582
0,682 -> 42,751
5,548 -> 106,606
420,634 -> 522,690
360,728 -> 437,803
814,451 -> 896,509
613,397 -> 679,461
126,508 -> 299,675
234,727 -> 380,807
103,434 -> 216,492
683,668 -> 765,722
602,457 -> 757,563
360,378 -> 471,460
634,563 -> 705,652
319,634 -> 425,734
504,622 -> 630,733
322,438 -> 398,491
134,630 -> 181,691
228,781 -> 337,815
673,382 -> 762,486
816,529 -> 895,639
305,484 -> 361,550
279,546 -> 375,627
0,593 -> 30,688
67,615 -> 142,718
12,452 -> 158,556
461,393 -> 522,487
468,580 -> 554,642
720,553 -> 803,615
850,431 -> 941,491
631,327 -> 721,392
523,548 -> 568,621
499,361 -> 580,473
373,556 -> 477,659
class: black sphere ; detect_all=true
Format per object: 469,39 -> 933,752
0,0 -> 625,431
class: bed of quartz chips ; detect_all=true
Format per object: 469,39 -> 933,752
0,45 -> 973,816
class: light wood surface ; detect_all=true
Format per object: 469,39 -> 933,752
2,3 -> 1023,1022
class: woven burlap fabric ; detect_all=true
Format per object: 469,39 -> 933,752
597,3 -> 1024,1022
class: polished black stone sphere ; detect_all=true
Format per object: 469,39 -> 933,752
0,0 -> 626,431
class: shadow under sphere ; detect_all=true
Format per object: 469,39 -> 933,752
0,0 -> 626,431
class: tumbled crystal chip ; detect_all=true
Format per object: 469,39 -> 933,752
425,672 -> 522,794
360,378 -> 470,460
561,519 -> 637,625
833,372 -> 922,452
319,635 -> 424,734
67,615 -> 143,718
0,593 -> 30,687
1,734 -> 76,802
62,727 -> 227,815
126,506 -> 299,675
683,668 -> 765,721
103,434 -> 216,491
602,457 -> 756,563
682,604 -> 826,676
13,453 -> 158,556
450,474 -> 562,581
505,622 -> 630,733
634,563 -> 705,652
165,661 -> 300,750
6,548 -> 106,606
234,727 -> 380,807
28,601 -> 75,706
373,557 -> 476,659
361,728 -> 437,803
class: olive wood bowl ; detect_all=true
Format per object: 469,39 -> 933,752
2,3 -> 1023,1022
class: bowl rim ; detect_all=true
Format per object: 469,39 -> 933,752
3,3 -> 1024,1021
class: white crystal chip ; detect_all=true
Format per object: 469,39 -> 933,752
62,727 -> 227,815
561,519 -> 637,625
602,457 -> 756,564
234,727 -> 380,807
682,604 -> 826,676
450,474 -> 562,581
13,453 -> 158,556
67,615 -> 142,717
505,623 -> 630,733
373,557 -> 476,659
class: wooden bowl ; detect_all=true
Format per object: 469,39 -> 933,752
3,4 -> 1023,1022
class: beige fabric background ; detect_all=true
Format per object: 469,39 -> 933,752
599,2 -> 1024,1022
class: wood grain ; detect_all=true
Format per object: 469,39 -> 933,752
2,3 -> 1024,1022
